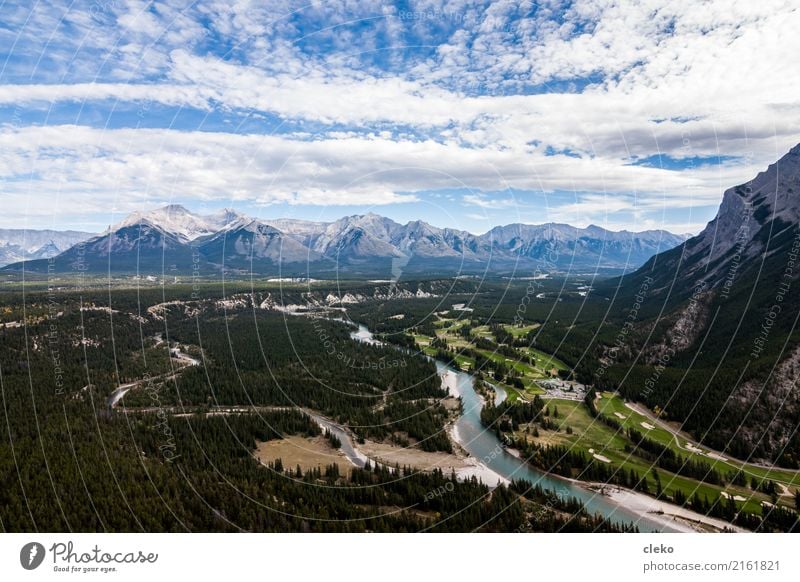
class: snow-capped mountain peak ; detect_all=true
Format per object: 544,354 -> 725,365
111,205 -> 251,241
207,208 -> 251,230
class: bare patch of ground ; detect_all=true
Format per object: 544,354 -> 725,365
441,396 -> 461,411
255,435 -> 353,474
360,439 -> 469,473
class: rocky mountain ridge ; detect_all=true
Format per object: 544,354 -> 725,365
4,206 -> 688,275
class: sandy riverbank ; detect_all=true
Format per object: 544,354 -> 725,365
357,430 -> 509,487
586,483 -> 746,533
448,423 -> 509,487
359,439 -> 470,472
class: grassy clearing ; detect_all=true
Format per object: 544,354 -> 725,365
254,435 -> 351,475
504,323 -> 541,338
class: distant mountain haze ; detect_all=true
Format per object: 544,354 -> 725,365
0,229 -> 94,266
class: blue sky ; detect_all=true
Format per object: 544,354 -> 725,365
1,0 -> 799,234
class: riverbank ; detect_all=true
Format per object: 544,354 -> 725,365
307,407 -> 509,486
586,483 -> 746,533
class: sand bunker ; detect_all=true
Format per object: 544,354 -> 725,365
720,492 -> 748,502
640,422 -> 655,430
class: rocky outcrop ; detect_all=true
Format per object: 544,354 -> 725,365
723,344 -> 800,463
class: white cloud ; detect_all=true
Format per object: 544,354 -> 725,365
1,0 -> 799,232
0,124 -> 766,216
462,193 -> 518,209
3,8 -> 799,164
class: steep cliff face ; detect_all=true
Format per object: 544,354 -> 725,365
610,144 -> 800,305
687,143 -> 800,286
200,220 -> 323,266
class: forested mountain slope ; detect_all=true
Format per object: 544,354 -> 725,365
596,144 -> 800,467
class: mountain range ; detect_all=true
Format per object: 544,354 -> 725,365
0,229 -> 94,266
2,205 -> 688,276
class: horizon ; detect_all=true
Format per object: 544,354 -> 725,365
2,3 -> 800,235
0,190 -> 711,237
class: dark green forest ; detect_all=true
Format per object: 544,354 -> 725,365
0,283 -> 627,532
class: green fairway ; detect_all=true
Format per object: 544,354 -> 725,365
504,323 -> 541,338
513,396 -> 787,517
595,392 -> 800,492
522,346 -> 569,373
